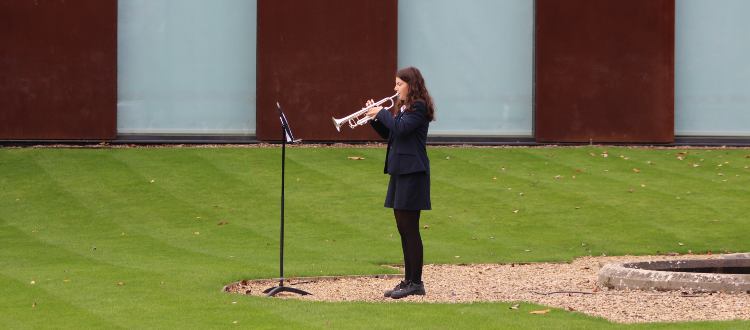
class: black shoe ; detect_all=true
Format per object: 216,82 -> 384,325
390,281 -> 425,299
384,280 -> 409,297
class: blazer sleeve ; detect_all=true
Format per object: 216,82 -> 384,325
374,102 -> 427,137
369,118 -> 390,140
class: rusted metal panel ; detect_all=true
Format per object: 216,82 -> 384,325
0,0 -> 117,140
536,0 -> 675,143
257,0 -> 398,141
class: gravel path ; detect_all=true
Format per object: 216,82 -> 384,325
226,254 -> 750,324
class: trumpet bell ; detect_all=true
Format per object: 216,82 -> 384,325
332,117 -> 344,132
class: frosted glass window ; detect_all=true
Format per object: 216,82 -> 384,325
117,0 -> 257,135
398,0 -> 533,136
675,0 -> 750,136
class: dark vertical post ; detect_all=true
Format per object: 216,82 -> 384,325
280,123 -> 286,287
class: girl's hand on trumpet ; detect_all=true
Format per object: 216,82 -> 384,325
365,99 -> 383,120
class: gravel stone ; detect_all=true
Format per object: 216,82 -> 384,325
226,254 -> 750,324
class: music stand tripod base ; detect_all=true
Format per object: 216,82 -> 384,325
263,283 -> 313,297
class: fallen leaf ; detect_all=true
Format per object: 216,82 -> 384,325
150,180 -> 155,183
641,184 -> 645,187
530,309 -> 550,314
513,210 -> 518,213
32,303 -> 36,307
713,219 -> 718,222
676,197 -> 681,199
589,153 -> 596,156
30,281 -> 35,284
509,304 -> 520,310
519,193 -> 524,196
296,178 -> 300,181
568,306 -> 575,311
118,282 -> 124,285
455,256 -> 460,258
493,176 -> 497,179
423,225 -> 429,229
218,222 -> 228,225
445,157 -> 450,160
254,165 -> 258,167
196,217 -> 201,219
679,243 -> 683,246
628,188 -> 633,193
624,157 -> 629,160
233,321 -> 238,324
347,157 -> 365,160
633,168 -> 640,173
573,170 -> 581,172
195,232 -> 200,235
525,249 -> 530,252
63,280 -> 68,282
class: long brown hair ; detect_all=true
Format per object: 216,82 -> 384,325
396,67 -> 435,122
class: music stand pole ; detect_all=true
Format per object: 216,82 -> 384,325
263,105 -> 311,297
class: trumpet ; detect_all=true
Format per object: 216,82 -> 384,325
332,93 -> 398,131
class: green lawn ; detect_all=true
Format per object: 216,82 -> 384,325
1,146 -> 749,329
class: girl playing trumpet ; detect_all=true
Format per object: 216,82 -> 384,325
365,66 -> 436,299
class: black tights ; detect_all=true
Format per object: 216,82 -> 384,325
394,209 -> 423,284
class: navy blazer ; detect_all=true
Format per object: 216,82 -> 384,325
369,101 -> 430,175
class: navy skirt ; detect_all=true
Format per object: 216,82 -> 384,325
384,171 -> 431,210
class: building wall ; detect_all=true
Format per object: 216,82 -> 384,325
535,0 -> 675,143
0,0 -> 117,140
674,0 -> 750,137
117,0 -> 258,136
3,0 -> 749,142
256,0 -> 397,141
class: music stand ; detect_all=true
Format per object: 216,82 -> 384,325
263,103 -> 311,297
